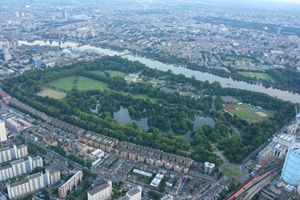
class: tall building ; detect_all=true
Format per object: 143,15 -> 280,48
0,145 -> 28,164
3,47 -> 12,62
0,121 -> 7,142
87,180 -> 112,200
0,156 -> 43,182
58,170 -> 83,198
6,169 -> 60,199
281,147 -> 300,186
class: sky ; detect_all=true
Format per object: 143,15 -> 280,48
255,0 -> 300,3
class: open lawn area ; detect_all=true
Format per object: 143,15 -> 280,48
223,166 -> 243,180
106,70 -> 126,77
37,89 -> 66,99
48,76 -> 108,92
90,70 -> 126,78
132,94 -> 157,103
238,71 -> 274,81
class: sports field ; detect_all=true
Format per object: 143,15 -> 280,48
48,76 -> 108,92
238,71 -> 274,81
37,89 -> 66,99
224,103 -> 271,123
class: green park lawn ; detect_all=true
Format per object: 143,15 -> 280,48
132,94 -> 157,103
223,166 -> 243,179
90,70 -> 126,78
238,71 -> 274,81
37,89 -> 67,99
48,76 -> 108,92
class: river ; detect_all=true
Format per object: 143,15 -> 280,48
18,40 -> 300,104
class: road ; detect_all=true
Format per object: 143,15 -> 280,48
197,176 -> 230,200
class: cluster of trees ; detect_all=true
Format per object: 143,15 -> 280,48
2,56 -> 296,165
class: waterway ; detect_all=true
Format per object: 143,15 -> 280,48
18,40 -> 300,103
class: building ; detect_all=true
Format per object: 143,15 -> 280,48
58,170 -> 83,198
115,142 -> 193,173
127,186 -> 142,200
281,147 -> 300,186
161,195 -> 174,200
204,162 -> 215,174
297,182 -> 300,195
0,192 -> 7,200
257,145 -> 275,166
3,47 -> 12,62
119,186 -> 142,200
0,121 -> 7,142
0,156 -> 43,182
87,180 -> 112,200
0,144 -> 28,164
6,169 -> 60,199
80,131 -> 119,153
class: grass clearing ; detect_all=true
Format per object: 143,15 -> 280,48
37,89 -> 66,99
90,70 -> 126,78
48,76 -> 108,92
223,166 -> 243,179
106,70 -> 126,77
132,94 -> 156,103
238,71 -> 274,82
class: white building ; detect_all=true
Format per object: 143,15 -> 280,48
0,145 -> 28,164
204,162 -> 215,174
87,180 -> 112,200
120,186 -> 142,200
0,121 -> 7,142
161,195 -> 174,200
7,169 -> 60,199
0,156 -> 43,182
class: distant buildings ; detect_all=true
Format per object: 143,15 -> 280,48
0,144 -> 28,164
58,170 -> 83,198
87,180 -> 112,200
0,156 -> 43,182
0,120 -> 7,142
281,147 -> 300,186
6,168 -> 61,199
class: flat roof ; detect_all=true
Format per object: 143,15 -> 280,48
88,182 -> 111,195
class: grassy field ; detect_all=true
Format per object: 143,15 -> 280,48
132,94 -> 156,103
238,71 -> 274,81
106,70 -> 126,77
48,76 -> 108,92
223,166 -> 243,179
37,89 -> 67,99
90,70 -> 126,78
90,71 -> 106,76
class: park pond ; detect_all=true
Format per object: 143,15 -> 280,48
113,106 -> 215,142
